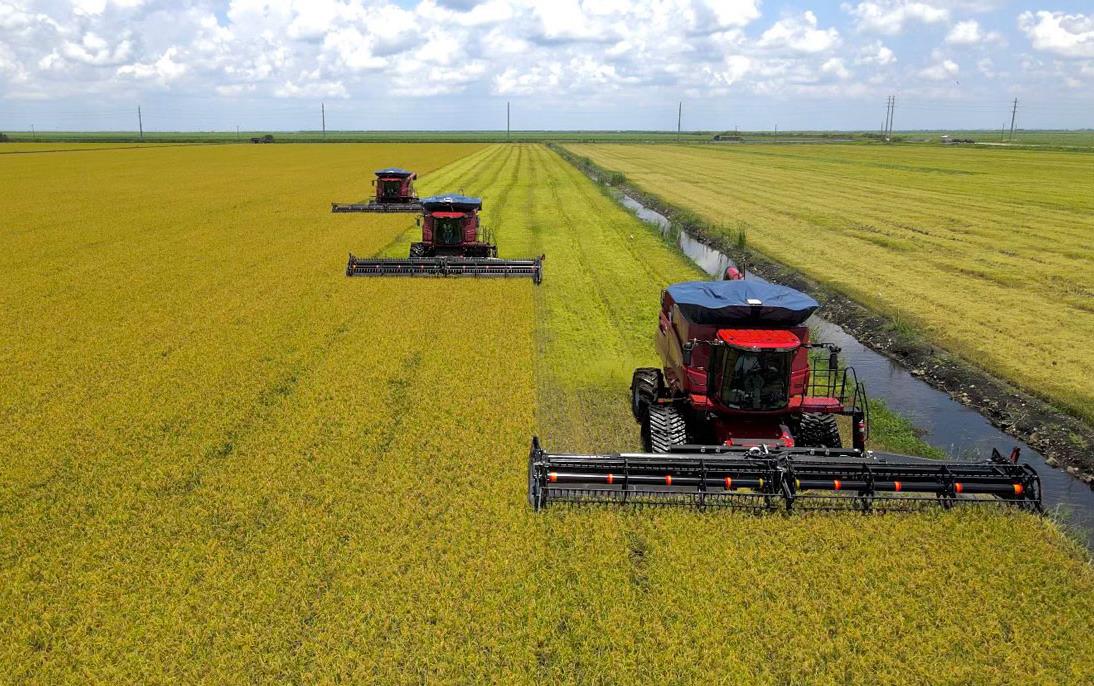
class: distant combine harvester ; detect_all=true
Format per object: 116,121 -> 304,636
250,134 -> 274,144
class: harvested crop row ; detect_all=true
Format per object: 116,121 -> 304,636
566,143 -> 1094,427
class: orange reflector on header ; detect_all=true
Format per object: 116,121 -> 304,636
665,475 -> 673,486
606,473 -> 614,485
955,482 -> 964,494
833,479 -> 842,491
894,481 -> 902,492
1013,483 -> 1023,496
724,477 -> 733,489
548,472 -> 558,483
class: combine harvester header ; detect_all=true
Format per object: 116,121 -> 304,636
529,279 -> 1042,512
346,194 -> 544,283
528,439 -> 1042,512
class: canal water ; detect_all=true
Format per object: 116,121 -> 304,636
616,191 -> 1094,546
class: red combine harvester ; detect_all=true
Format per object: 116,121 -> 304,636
332,167 -> 423,213
635,280 -> 864,452
528,280 -> 1041,512
347,194 -> 544,283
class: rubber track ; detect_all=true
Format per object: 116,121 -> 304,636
798,413 -> 842,448
648,404 -> 688,453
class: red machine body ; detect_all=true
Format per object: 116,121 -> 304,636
331,167 -> 422,213
345,192 -> 544,282
633,281 -> 868,452
374,168 -> 417,204
411,194 -> 497,258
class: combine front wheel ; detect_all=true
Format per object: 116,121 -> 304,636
631,368 -> 663,422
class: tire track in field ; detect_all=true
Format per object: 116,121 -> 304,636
417,143 -> 510,197
522,144 -> 698,450
536,150 -> 632,359
545,146 -> 688,290
535,145 -> 686,360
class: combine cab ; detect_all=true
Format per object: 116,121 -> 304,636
332,167 -> 423,213
346,194 -> 544,283
528,279 -> 1041,512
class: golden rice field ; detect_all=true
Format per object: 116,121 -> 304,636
1,142 -> 1091,684
567,143 -> 1094,426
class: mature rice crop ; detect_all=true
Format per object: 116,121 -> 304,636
566,143 -> 1094,426
1,143 -> 1091,684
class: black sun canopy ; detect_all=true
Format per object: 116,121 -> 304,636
421,194 -> 482,212
374,167 -> 415,177
666,280 -> 818,326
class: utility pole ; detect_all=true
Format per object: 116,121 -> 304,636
137,105 -> 144,141
887,96 -> 892,140
321,102 -> 326,138
774,124 -> 777,135
1008,98 -> 1018,141
677,101 -> 682,142
31,124 -> 35,140
507,101 -> 510,142
236,124 -> 240,142
885,95 -> 895,141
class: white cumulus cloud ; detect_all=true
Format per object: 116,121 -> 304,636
0,0 -> 1087,121
856,40 -> 896,65
116,47 -> 186,85
821,57 -> 851,79
842,1 -> 949,35
918,57 -> 959,80
758,11 -> 841,54
1018,11 -> 1094,59
945,19 -> 1003,46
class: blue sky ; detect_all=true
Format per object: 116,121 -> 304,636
0,1 -> 1091,131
